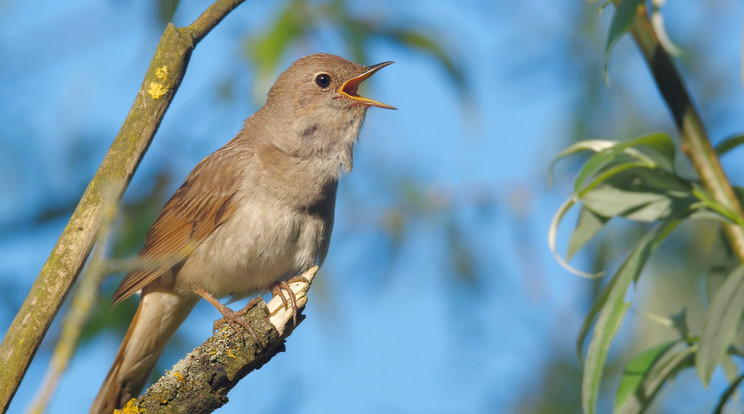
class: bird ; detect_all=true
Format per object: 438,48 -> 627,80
90,53 -> 395,413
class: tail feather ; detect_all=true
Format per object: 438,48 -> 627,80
90,291 -> 197,414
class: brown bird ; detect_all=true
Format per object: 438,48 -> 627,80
90,53 -> 395,413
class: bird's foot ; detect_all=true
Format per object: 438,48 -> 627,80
287,275 -> 311,285
269,279 -> 306,326
195,287 -> 262,346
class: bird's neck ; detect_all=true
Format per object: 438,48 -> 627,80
245,139 -> 338,213
247,105 -> 367,179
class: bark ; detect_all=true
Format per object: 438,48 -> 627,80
115,267 -> 318,414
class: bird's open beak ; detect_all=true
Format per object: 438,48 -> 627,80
339,61 -> 397,110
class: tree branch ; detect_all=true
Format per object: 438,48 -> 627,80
117,267 -> 318,414
622,2 -> 744,261
0,1 -> 245,411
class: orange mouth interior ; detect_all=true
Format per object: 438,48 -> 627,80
338,61 -> 396,110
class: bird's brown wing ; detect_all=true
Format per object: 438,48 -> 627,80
112,152 -> 241,306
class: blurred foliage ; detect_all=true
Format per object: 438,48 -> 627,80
338,168 -> 495,293
244,0 -> 468,103
551,2 -> 744,413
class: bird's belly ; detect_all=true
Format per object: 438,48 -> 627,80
175,200 -> 330,299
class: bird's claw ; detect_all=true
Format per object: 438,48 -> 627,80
270,280 -> 301,326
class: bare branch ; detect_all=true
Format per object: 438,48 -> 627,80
0,1 -> 246,410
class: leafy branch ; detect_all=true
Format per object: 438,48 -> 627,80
551,1 -> 744,413
616,0 -> 744,260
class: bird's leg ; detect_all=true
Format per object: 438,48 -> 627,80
235,296 -> 264,316
194,287 -> 260,346
269,281 -> 299,326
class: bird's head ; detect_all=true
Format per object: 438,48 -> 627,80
267,53 -> 395,115
262,53 -> 395,175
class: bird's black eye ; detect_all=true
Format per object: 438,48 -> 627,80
315,73 -> 332,88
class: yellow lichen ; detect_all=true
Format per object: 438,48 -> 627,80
173,371 -> 185,383
147,82 -> 167,100
114,398 -> 143,413
155,65 -> 168,81
226,348 -> 237,359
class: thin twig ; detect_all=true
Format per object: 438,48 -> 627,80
27,186 -> 119,414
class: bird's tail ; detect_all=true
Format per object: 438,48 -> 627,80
90,291 -> 197,414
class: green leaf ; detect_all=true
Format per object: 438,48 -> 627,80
714,133 -> 744,158
720,353 -> 740,383
574,151 -> 640,193
624,132 -> 676,171
567,207 -> 610,261
580,167 -> 696,221
568,133 -> 675,192
575,225 -> 674,365
583,294 -> 631,414
712,371 -> 744,414
553,140 -> 616,161
581,221 -> 679,414
604,0 -> 644,82
611,133 -> 675,169
548,140 -> 615,186
576,133 -> 675,192
577,277 -> 613,365
615,343 -> 696,414
577,161 -> 650,197
615,341 -> 677,411
696,263 -> 744,387
549,198 -> 604,278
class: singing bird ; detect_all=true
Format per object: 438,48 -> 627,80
91,53 -> 395,413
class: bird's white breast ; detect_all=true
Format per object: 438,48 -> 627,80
175,196 -> 328,300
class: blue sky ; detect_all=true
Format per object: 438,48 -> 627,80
2,1 -> 744,413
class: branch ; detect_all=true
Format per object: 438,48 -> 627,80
621,2 -> 744,261
116,267 -> 318,414
0,1 -> 245,411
